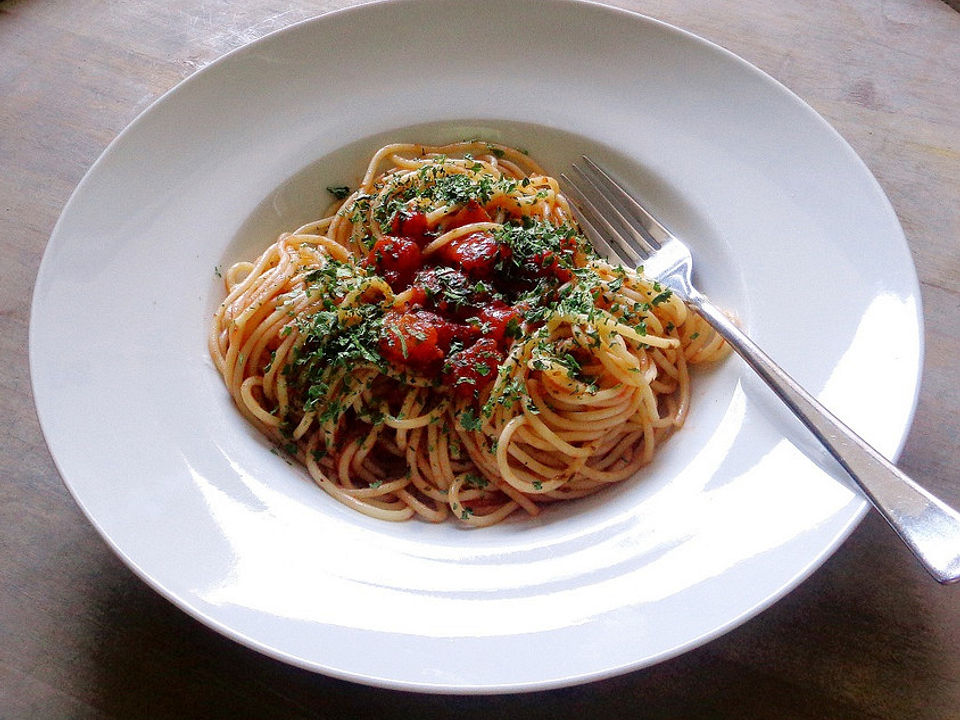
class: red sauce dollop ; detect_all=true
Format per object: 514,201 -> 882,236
371,201 -> 572,396
362,236 -> 422,291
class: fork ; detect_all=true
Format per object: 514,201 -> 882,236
562,155 -> 960,584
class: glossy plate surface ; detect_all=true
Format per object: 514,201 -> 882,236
30,0 -> 922,693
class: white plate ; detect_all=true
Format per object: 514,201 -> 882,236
30,0 -> 922,693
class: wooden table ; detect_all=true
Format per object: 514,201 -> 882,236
3,0 -> 958,716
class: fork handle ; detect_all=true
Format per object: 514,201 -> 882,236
688,291 -> 960,584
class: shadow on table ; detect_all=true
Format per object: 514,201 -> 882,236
86,513 -> 951,720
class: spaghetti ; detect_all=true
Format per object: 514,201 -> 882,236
210,141 -> 726,526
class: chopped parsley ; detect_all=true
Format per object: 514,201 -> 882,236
459,408 -> 483,432
463,473 -> 489,489
651,289 -> 673,305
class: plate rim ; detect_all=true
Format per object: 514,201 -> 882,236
29,0 -> 924,694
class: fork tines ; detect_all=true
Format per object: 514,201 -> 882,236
561,156 -> 670,268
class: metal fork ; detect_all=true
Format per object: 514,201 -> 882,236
562,155 -> 960,584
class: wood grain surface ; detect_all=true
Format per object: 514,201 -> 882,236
2,0 -> 958,717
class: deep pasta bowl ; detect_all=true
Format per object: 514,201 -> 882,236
30,0 -> 922,692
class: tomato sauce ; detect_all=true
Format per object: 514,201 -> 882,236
374,203 -> 571,397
